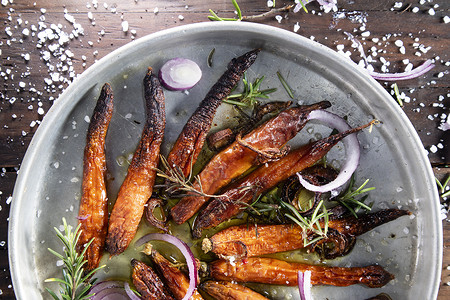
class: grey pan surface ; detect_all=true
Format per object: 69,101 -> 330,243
9,22 -> 442,299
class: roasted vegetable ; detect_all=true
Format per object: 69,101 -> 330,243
171,101 -> 332,225
206,100 -> 293,151
209,257 -> 394,288
166,49 -> 260,178
150,250 -> 204,300
76,83 -> 114,271
106,68 -> 165,255
131,259 -> 175,300
200,281 -> 269,300
192,123 -> 367,239
144,197 -> 168,233
203,209 -> 410,260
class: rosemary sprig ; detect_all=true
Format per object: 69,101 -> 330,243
208,0 -> 242,21
223,72 -> 277,108
436,175 -> 450,198
154,155 -> 219,198
336,176 -> 374,217
281,199 -> 331,246
45,218 -> 104,300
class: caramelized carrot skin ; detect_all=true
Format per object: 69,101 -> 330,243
131,259 -> 175,300
76,83 -> 114,271
192,129 -> 352,239
201,281 -> 269,300
206,209 -> 409,259
151,250 -> 204,300
171,101 -> 331,225
106,68 -> 165,255
167,49 -> 260,178
209,257 -> 394,288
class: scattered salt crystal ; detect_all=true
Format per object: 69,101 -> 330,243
37,107 -> 44,115
22,28 -> 30,36
19,81 -> 26,88
444,16 -> 450,24
412,7 -> 419,13
88,11 -> 94,20
6,196 -> 12,205
361,31 -> 370,37
84,115 -> 90,123
428,8 -> 435,16
178,15 -> 184,21
40,8 -> 46,14
275,15 -> 282,23
1,0 -> 7,6
56,260 -> 64,267
53,162 -> 60,169
336,44 -> 345,51
429,145 -> 438,153
70,177 -> 79,183
153,7 -> 159,14
267,0 -> 274,7
121,21 -> 129,32
394,40 -> 403,47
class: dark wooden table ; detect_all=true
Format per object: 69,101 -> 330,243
1,0 -> 448,299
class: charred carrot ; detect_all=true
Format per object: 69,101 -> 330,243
200,281 -> 269,300
203,209 -> 410,259
192,124 -> 368,239
209,257 -> 394,288
131,259 -> 175,300
76,83 -> 114,271
167,49 -> 260,178
171,101 -> 332,225
150,250 -> 204,300
106,68 -> 165,255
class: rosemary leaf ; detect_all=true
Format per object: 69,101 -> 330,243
276,71 -> 295,99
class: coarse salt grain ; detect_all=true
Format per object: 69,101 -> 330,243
121,21 -> 128,32
444,16 -> 450,24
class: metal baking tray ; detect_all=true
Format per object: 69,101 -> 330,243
9,22 -> 442,299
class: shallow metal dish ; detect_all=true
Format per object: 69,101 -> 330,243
9,22 -> 442,299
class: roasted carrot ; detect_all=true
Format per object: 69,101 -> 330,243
76,83 -> 114,271
203,209 -> 410,259
209,257 -> 394,288
150,250 -> 204,300
192,124 -> 368,239
200,281 -> 269,300
166,49 -> 260,178
131,259 -> 175,300
106,68 -> 165,255
171,101 -> 332,225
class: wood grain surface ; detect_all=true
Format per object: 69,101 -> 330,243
0,0 -> 449,299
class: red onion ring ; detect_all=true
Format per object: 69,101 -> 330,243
369,59 -> 435,81
124,282 -> 141,300
89,280 -> 124,298
297,270 -> 312,300
135,233 -> 198,300
297,110 -> 360,193
159,58 -> 202,91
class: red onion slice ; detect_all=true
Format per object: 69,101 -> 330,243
89,280 -> 124,298
297,270 -> 312,300
135,233 -> 198,300
124,282 -> 141,300
297,110 -> 360,193
369,59 -> 435,81
159,58 -> 202,91
91,287 -> 129,300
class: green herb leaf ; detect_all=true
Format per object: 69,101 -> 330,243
45,218 -> 105,300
